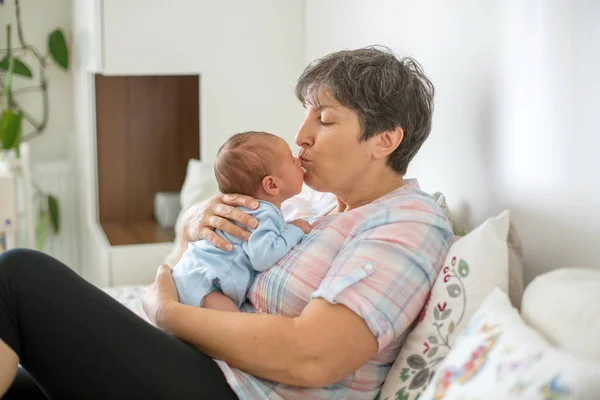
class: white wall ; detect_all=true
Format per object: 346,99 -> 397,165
100,0 -> 306,161
72,0 -> 107,281
0,0 -> 73,161
305,0 -> 600,282
492,1 -> 600,282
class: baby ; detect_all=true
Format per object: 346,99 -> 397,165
172,131 -> 312,309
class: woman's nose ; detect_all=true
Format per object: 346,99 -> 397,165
295,113 -> 315,148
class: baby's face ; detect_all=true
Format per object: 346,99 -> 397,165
272,138 -> 305,198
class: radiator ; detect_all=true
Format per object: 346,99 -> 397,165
33,160 -> 79,270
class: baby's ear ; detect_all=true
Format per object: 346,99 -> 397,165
261,175 -> 280,196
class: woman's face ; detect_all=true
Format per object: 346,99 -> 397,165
296,89 -> 373,193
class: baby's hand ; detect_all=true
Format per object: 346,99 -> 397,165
290,219 -> 313,234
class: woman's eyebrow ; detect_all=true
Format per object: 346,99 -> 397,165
316,105 -> 336,111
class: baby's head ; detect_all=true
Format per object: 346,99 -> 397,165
214,131 -> 304,203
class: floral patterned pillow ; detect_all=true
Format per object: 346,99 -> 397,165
419,288 -> 600,399
380,211 -> 511,400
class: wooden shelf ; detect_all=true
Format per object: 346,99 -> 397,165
101,220 -> 175,246
94,74 -> 199,247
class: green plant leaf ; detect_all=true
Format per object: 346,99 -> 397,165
48,194 -> 60,233
36,211 -> 51,250
48,29 -> 69,70
0,56 -> 33,78
0,109 -> 22,150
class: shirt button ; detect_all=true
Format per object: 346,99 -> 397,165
364,263 -> 374,271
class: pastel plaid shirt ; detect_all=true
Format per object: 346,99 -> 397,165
215,179 -> 453,399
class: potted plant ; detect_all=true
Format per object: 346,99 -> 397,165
0,0 -> 69,249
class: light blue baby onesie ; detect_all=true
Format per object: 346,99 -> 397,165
172,201 -> 305,307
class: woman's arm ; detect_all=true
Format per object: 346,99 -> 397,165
164,299 -> 376,387
144,265 -> 377,388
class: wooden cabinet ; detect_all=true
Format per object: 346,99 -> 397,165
81,74 -> 200,287
94,74 -> 200,246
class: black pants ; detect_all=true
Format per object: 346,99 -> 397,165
0,249 -> 238,400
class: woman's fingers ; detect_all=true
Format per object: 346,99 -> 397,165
142,264 -> 179,330
207,214 -> 252,242
179,203 -> 206,243
180,193 -> 258,249
214,203 -> 258,230
220,193 -> 259,210
200,227 -> 233,251
156,264 -> 172,277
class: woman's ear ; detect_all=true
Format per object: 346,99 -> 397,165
261,175 -> 281,196
373,127 -> 404,160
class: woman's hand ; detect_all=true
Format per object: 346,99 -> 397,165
180,193 -> 259,252
142,264 -> 180,330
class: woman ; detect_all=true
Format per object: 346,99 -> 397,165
0,47 -> 453,399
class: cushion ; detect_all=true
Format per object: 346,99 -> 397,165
419,288 -> 600,399
380,211 -> 512,399
433,193 -> 524,309
506,221 -> 524,309
521,267 -> 600,362
164,159 -> 219,266
179,159 -> 219,213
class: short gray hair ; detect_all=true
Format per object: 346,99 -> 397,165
295,46 -> 434,175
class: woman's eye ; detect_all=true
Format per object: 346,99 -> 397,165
320,120 -> 333,126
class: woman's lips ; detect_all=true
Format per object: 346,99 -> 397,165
299,151 -> 312,172
300,159 -> 311,174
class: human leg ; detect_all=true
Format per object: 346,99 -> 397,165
0,249 -> 238,400
3,366 -> 48,400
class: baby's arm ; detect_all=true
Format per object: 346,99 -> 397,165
246,210 -> 310,272
289,219 -> 313,234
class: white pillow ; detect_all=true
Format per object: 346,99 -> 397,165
380,211 -> 511,399
164,159 -> 219,266
179,159 -> 219,212
521,268 -> 600,362
420,288 -> 600,399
